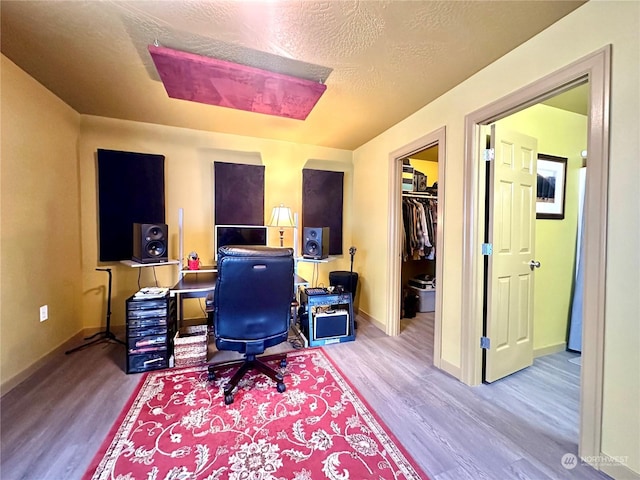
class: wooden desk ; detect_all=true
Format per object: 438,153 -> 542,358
172,272 -> 217,295
171,272 -> 216,326
170,272 -> 308,325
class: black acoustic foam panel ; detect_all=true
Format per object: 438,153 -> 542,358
97,149 -> 165,262
214,162 -> 265,226
302,169 -> 344,255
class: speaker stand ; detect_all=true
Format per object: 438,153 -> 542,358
65,268 -> 125,354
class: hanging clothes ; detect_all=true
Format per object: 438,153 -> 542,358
402,196 -> 437,261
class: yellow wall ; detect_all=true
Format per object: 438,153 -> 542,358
408,158 -> 438,187
1,56 -> 82,387
353,1 -> 639,473
496,104 -> 587,352
77,117 -> 353,328
408,143 -> 439,188
0,63 -> 354,387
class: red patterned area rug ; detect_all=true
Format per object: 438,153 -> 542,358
84,348 -> 428,479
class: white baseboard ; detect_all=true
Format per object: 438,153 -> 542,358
534,342 -> 567,358
357,310 -> 386,333
439,359 -> 462,379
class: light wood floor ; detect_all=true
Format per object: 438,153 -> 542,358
0,313 -> 611,480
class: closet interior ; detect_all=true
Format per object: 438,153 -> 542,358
401,145 -> 438,318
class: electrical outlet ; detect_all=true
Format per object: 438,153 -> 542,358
40,305 -> 48,322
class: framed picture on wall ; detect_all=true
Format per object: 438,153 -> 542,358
536,154 -> 567,220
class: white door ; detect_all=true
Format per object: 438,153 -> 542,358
484,125 -> 538,382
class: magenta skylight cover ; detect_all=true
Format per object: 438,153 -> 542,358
148,45 -> 326,120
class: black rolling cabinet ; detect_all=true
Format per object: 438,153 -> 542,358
125,292 -> 176,374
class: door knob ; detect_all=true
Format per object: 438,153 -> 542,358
529,260 -> 541,271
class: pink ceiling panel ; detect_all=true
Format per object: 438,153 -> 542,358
148,45 -> 326,120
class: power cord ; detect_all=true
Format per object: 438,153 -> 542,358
287,301 -> 306,349
288,336 -> 305,349
287,325 -> 306,349
199,298 -> 207,318
137,266 -> 160,289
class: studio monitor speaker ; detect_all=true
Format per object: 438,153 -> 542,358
302,227 -> 330,259
132,223 -> 168,263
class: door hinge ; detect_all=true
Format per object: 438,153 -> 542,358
482,243 -> 493,255
483,148 -> 495,162
480,336 -> 491,349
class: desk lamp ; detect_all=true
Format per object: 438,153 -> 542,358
269,204 -> 295,247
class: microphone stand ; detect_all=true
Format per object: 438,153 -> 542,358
349,246 -> 357,329
65,268 -> 125,354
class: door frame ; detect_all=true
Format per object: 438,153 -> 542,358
461,46 -> 611,461
386,127 -> 448,372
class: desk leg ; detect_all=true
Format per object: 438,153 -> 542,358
176,293 -> 183,329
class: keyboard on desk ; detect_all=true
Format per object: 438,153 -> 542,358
305,287 -> 329,295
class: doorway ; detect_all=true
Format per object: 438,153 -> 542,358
400,145 -> 438,322
387,127 -> 448,371
482,90 -> 588,382
462,46 -> 611,460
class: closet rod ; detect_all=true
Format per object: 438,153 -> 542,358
402,192 -> 437,199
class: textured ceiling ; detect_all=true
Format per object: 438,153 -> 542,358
1,1 -> 585,150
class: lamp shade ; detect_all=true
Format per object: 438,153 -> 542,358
269,204 -> 295,228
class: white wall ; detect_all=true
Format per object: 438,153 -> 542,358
353,1 -> 639,475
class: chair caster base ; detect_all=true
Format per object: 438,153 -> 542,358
223,382 -> 235,405
207,353 -> 289,405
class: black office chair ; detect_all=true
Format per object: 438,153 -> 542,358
207,245 -> 294,405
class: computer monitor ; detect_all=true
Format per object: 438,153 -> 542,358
214,225 -> 268,260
